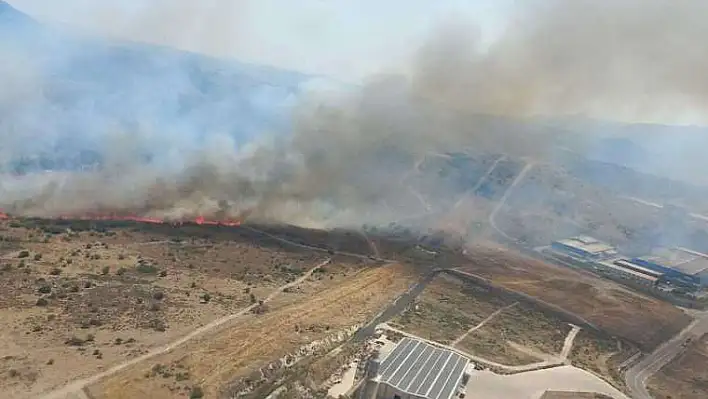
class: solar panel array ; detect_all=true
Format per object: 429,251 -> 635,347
378,337 -> 468,399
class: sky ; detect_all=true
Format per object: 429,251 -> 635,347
8,0 -> 511,81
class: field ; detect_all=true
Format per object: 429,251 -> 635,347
89,263 -> 416,398
647,333 -> 708,399
392,274 -> 575,367
569,330 -> 634,391
458,247 -> 692,351
540,392 -> 613,399
457,301 -> 572,365
390,275 -> 512,345
0,218 -> 396,398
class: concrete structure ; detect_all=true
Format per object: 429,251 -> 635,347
550,236 -> 617,261
596,259 -> 660,287
361,337 -> 470,399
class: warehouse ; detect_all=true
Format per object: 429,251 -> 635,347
595,259 -> 660,287
634,247 -> 708,288
362,337 -> 470,399
550,236 -> 618,261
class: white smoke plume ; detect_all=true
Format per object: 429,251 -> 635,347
1,0 -> 707,227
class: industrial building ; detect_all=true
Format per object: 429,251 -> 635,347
547,235 -> 708,293
633,247 -> 708,288
550,236 -> 618,261
360,337 -> 470,399
595,259 -> 660,287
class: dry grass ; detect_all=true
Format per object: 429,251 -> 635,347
461,247 -> 692,351
455,325 -> 542,366
479,303 -> 571,355
391,274 -> 573,367
569,330 -> 632,392
89,263 -> 416,399
648,333 -> 708,399
0,219 -> 365,398
540,392 -> 614,399
390,275 -> 512,344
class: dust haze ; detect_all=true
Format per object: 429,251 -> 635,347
1,0 -> 706,228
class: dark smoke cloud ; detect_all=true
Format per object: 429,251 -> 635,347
2,0 -> 707,227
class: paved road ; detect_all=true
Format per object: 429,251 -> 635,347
352,270 -> 437,342
40,258 -> 331,399
625,312 -> 708,399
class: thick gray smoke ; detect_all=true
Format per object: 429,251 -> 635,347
2,0 -> 708,228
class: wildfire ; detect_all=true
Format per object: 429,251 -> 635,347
0,209 -> 241,227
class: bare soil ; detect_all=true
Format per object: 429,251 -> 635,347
88,263 -> 416,399
648,333 -> 708,399
569,330 -> 633,392
391,274 -> 571,367
540,392 -> 614,399
459,247 -> 692,351
0,218 -> 367,398
390,274 -> 513,345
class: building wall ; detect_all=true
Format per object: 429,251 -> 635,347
375,384 -> 426,399
551,242 -> 593,259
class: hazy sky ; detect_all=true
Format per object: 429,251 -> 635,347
9,0 -> 511,81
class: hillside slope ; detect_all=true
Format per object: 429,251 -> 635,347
0,1 -> 311,172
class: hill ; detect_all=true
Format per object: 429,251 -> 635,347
0,1 -> 312,172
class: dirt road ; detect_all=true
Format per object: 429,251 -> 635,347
452,155 -> 506,211
39,258 -> 332,399
489,161 -> 535,241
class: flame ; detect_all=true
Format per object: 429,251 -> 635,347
0,209 -> 240,227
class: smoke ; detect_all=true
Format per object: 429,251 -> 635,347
2,0 -> 708,228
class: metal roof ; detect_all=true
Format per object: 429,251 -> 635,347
378,337 -> 468,399
557,238 -> 615,255
601,260 -> 660,281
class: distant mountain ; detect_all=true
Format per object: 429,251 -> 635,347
0,1 -> 314,172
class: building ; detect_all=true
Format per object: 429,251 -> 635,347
633,247 -> 708,288
595,258 -> 661,287
360,338 -> 470,399
550,236 -> 618,261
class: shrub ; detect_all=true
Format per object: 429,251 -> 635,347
65,336 -> 85,346
101,266 -> 110,275
152,291 -> 165,301
36,298 -> 49,306
49,268 -> 62,276
34,253 -> 42,261
17,250 -> 29,259
136,264 -> 158,274
116,267 -> 127,276
38,285 -> 52,294
189,386 -> 204,399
